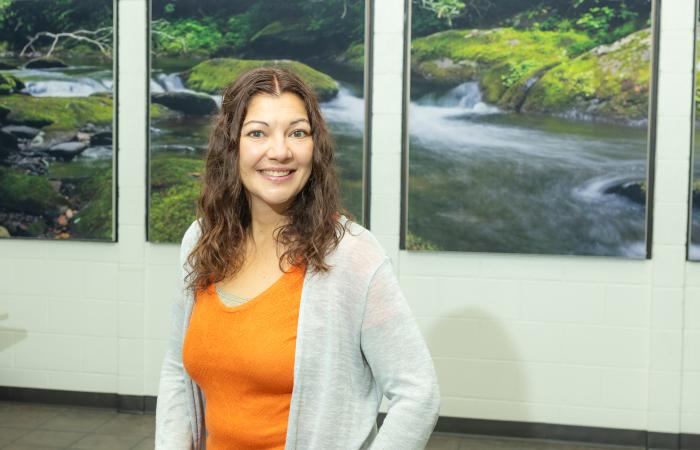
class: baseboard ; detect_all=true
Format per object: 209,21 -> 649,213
1,387 -> 697,448
379,413 -> 699,449
0,386 -> 156,414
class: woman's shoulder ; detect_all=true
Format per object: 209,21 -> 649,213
331,215 -> 389,267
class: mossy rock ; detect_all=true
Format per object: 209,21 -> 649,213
0,95 -> 113,130
250,20 -> 315,46
522,29 -> 652,121
149,180 -> 199,243
0,72 -> 24,95
337,42 -> 365,73
0,166 -> 69,215
150,152 -> 203,190
70,166 -> 113,239
150,103 -> 179,121
411,27 -> 593,106
183,58 -> 339,101
25,57 -> 67,69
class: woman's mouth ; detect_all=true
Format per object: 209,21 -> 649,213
258,169 -> 295,181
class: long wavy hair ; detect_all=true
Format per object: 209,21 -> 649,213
184,67 -> 350,294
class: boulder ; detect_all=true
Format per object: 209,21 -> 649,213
151,91 -> 218,116
25,58 -> 68,69
1,125 -> 41,140
90,130 -> 112,146
46,141 -> 88,161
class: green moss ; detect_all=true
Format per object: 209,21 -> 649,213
183,58 -> 339,101
150,152 -> 203,190
149,180 -> 199,243
339,42 -> 364,73
250,20 -> 314,46
405,232 -> 441,251
0,72 -> 23,95
0,166 -> 68,215
522,29 -> 651,120
411,27 -> 593,103
150,102 -> 179,120
70,167 -> 113,240
0,95 -> 113,130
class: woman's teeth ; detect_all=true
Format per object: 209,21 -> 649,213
260,170 -> 292,176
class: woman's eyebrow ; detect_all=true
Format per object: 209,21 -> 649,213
242,120 -> 269,127
289,118 -> 310,126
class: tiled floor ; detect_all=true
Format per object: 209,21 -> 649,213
0,401 -> 641,450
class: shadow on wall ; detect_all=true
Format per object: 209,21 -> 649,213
421,305 -> 528,423
0,325 -> 28,361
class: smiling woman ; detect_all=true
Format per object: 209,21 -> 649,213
238,92 -> 314,214
155,67 -> 441,450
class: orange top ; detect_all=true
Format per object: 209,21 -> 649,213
183,265 -> 305,450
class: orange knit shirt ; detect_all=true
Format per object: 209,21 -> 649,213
182,265 -> 305,450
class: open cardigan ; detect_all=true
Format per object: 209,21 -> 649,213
155,217 -> 441,449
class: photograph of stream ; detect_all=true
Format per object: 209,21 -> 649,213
689,2 -> 700,261
0,0 -> 114,240
405,0 -> 655,257
148,0 -> 367,243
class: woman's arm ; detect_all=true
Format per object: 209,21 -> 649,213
360,257 -> 441,450
155,223 -> 199,450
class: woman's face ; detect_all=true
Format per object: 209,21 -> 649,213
238,92 -> 313,214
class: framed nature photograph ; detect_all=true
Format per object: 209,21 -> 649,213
0,0 -> 115,241
402,0 -> 658,257
689,0 -> 700,261
148,0 -> 371,243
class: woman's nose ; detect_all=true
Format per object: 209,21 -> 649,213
266,133 -> 292,160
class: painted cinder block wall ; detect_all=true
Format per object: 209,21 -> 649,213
0,0 -> 698,437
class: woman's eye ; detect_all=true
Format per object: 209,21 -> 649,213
291,129 -> 309,138
248,130 -> 264,138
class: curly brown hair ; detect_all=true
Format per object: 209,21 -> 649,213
184,66 -> 350,294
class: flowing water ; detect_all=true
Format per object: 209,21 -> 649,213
408,82 -> 649,257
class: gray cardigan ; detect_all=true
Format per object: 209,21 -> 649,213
155,217 -> 441,449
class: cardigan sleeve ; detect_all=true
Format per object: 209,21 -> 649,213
360,257 -> 441,450
154,225 -> 198,450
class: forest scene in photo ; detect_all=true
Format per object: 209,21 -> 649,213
149,0 -> 366,242
0,0 -> 114,240
690,2 -> 700,260
406,0 -> 654,257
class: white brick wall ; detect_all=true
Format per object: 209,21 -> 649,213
0,0 -> 697,438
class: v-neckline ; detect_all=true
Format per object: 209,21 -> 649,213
211,265 -> 300,313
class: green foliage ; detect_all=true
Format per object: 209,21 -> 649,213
184,58 -> 338,101
149,180 -> 199,243
70,166 -> 113,239
152,18 -> 222,56
415,0 -> 466,27
501,60 -> 538,88
0,166 -> 68,215
406,232 -> 441,251
0,0 -> 112,51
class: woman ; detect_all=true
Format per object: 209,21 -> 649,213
155,67 -> 440,450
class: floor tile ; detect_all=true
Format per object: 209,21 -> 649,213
67,433 -> 143,450
131,436 -> 155,450
427,432 -> 462,450
91,413 -> 154,438
37,407 -> 117,433
12,429 -> 84,448
0,404 -> 64,429
0,428 -> 30,446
